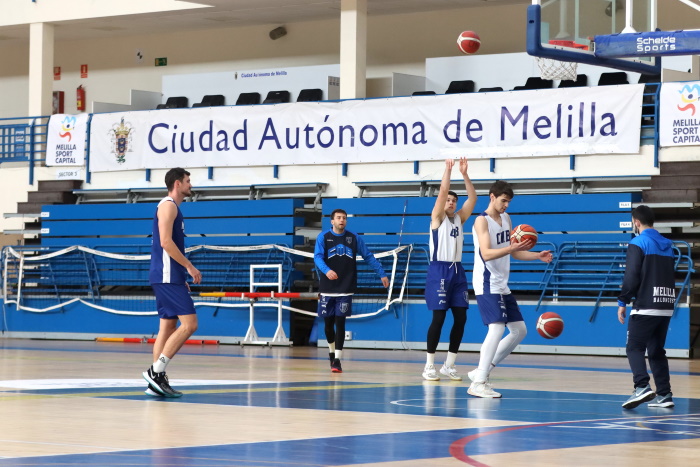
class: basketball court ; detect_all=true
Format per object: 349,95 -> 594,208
0,339 -> 698,466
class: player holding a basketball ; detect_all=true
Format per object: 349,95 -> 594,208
422,158 -> 477,381
468,180 -> 552,397
143,167 -> 202,397
315,209 -> 389,373
618,205 -> 676,409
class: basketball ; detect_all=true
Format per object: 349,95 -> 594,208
511,224 -> 538,248
537,312 -> 564,339
457,31 -> 481,54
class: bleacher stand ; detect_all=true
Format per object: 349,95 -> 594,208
445,80 -> 475,94
513,77 -> 553,91
478,87 -> 504,92
557,74 -> 588,88
263,90 -> 291,104
297,88 -> 323,102
236,92 -> 261,105
155,96 -> 188,109
598,71 -> 628,86
412,91 -> 437,96
192,95 -> 225,107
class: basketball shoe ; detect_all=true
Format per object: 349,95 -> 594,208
331,358 -> 343,373
329,352 -> 335,369
145,384 -> 162,397
648,392 -> 674,408
622,385 -> 655,409
439,364 -> 462,381
422,364 -> 440,381
468,381 -> 502,398
142,366 -> 183,398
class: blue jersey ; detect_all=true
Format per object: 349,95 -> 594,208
314,229 -> 386,294
149,197 -> 187,285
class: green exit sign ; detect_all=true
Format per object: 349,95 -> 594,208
155,57 -> 167,67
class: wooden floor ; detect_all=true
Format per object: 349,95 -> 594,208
0,339 -> 698,466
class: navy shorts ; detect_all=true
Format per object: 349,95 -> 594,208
476,293 -> 523,325
424,261 -> 469,310
152,283 -> 196,320
318,295 -> 353,317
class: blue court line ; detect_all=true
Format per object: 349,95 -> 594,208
0,413 -> 698,466
2,342 -> 698,376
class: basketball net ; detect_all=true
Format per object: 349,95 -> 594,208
535,56 -> 578,81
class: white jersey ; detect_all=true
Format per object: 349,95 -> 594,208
472,212 -> 512,295
429,214 -> 463,263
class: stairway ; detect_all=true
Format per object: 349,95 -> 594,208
642,161 -> 700,356
4,179 -> 82,246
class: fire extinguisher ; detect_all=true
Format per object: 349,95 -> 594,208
76,85 -> 86,111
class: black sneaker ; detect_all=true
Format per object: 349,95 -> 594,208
145,384 -> 162,397
142,366 -> 183,398
331,358 -> 342,373
329,352 -> 335,368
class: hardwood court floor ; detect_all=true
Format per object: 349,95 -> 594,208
0,339 -> 698,466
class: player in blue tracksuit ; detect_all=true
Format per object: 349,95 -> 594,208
143,167 -> 202,398
618,205 -> 676,409
314,209 -> 389,373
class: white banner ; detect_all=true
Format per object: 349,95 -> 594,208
46,114 -> 89,166
659,81 -> 700,147
89,86 -> 643,172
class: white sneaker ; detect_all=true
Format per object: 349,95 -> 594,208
422,364 -> 440,381
439,364 -> 462,381
467,369 -> 479,383
468,381 -> 502,398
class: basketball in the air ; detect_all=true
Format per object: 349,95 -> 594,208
457,31 -> 481,54
537,312 -> 564,339
511,224 -> 538,248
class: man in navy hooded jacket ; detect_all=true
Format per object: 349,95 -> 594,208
618,205 -> 676,409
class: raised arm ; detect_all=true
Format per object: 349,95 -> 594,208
456,157 -> 477,224
431,159 -> 454,230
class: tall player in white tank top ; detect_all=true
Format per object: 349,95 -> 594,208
467,180 -> 553,398
422,158 -> 477,382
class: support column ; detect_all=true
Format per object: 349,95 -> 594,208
28,22 -> 54,116
339,0 -> 367,99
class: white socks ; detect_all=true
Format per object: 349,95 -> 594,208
335,349 -> 343,360
328,342 -> 336,353
426,353 -> 435,366
152,353 -> 170,373
445,351 -> 457,367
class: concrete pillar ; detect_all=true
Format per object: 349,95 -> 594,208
28,22 -> 54,116
339,0 -> 367,99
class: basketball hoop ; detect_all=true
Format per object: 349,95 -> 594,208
535,56 -> 578,81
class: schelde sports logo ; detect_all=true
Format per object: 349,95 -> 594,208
677,84 -> 700,115
110,117 -> 133,164
58,116 -> 77,142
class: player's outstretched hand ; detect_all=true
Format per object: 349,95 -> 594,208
618,306 -> 626,324
458,157 -> 468,176
445,158 -> 455,171
326,270 -> 338,280
381,277 -> 390,288
537,250 -> 553,263
188,265 -> 202,284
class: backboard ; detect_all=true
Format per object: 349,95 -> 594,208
527,0 -> 660,74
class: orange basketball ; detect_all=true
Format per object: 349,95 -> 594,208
457,31 -> 481,54
511,224 -> 538,249
537,312 -> 564,339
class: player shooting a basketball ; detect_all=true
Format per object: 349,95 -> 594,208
422,158 -> 477,382
467,180 -> 552,398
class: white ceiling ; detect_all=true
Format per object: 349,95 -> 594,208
0,0 -> 529,42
